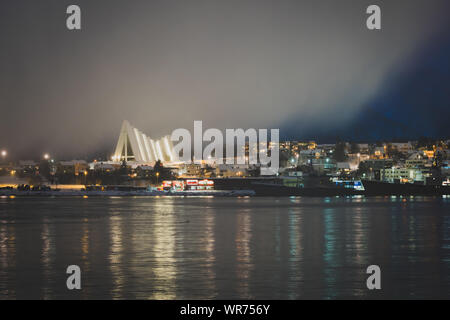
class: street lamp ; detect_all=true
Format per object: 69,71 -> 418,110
156,171 -> 160,185
2,150 -> 8,162
1,150 -> 6,165
44,153 -> 50,160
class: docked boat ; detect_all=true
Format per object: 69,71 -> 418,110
250,182 -> 364,197
361,179 -> 450,196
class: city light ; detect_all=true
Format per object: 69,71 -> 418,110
43,153 -> 50,160
1,150 -> 6,157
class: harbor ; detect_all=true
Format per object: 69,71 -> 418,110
2,177 -> 450,197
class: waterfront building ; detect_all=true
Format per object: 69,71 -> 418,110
380,167 -> 432,184
216,164 -> 249,177
405,153 -> 431,168
59,160 -> 89,176
372,146 -> 387,159
311,158 -> 336,174
17,160 -> 39,174
391,142 -> 413,154
179,163 -> 202,177
356,143 -> 370,154
91,162 -> 116,172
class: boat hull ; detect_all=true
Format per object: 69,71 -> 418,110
251,182 -> 363,197
362,180 -> 450,196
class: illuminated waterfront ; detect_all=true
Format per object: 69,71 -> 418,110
1,196 -> 450,299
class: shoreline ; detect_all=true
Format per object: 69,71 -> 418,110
0,189 -> 256,197
1,190 -> 449,198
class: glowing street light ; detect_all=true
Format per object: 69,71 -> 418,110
43,153 -> 50,160
1,150 -> 6,157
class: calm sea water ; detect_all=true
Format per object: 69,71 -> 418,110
0,195 -> 449,299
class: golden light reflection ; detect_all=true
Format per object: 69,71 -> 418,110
81,217 -> 90,273
150,206 -> 177,299
109,213 -> 124,299
41,217 -> 54,299
350,206 -> 369,297
287,209 -> 303,299
323,207 -> 338,299
0,224 -> 16,298
352,207 -> 367,265
202,209 -> 217,297
235,210 -> 252,298
125,199 -> 178,300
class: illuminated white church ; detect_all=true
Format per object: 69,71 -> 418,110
112,120 -> 177,163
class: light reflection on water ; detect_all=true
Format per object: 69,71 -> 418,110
0,196 -> 449,299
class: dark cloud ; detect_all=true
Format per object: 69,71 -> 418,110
0,0 -> 449,159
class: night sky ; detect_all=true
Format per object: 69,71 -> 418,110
0,0 -> 449,159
